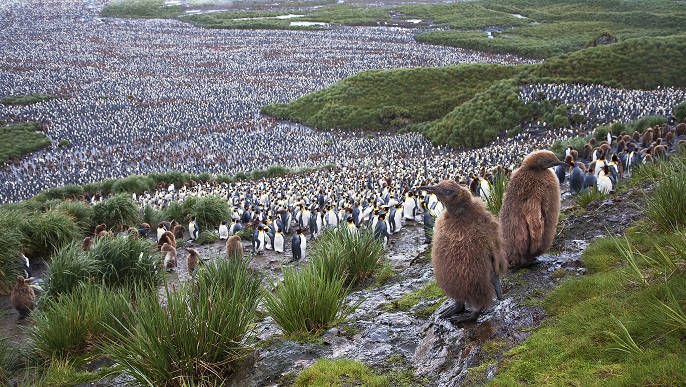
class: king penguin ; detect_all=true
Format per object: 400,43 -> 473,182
274,229 -> 285,253
499,150 -> 564,269
416,180 -> 507,324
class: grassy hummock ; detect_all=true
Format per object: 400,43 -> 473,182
0,122 -> 51,164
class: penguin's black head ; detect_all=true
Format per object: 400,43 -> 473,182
416,180 -> 470,209
522,150 -> 564,170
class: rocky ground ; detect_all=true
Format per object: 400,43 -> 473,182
0,179 -> 648,386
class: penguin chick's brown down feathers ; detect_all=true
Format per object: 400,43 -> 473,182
226,235 -> 242,258
186,248 -> 200,274
416,180 -> 507,324
499,150 -> 563,268
11,276 -> 36,319
161,242 -> 177,269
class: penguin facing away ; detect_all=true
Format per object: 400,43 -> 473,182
499,150 -> 564,269
225,235 -> 242,258
11,275 -> 36,319
416,180 -> 507,324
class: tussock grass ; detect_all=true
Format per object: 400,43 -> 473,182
192,195 -> 230,232
89,234 -> 161,290
644,157 -> 686,231
263,263 -> 356,337
574,188 -> 607,209
310,227 -> 385,287
92,193 -> 140,230
484,173 -> 508,216
196,230 -> 218,245
44,242 -> 99,299
0,337 -> 22,384
0,226 -> 24,294
31,283 -> 135,359
52,200 -> 94,234
21,209 -> 81,260
294,358 -> 388,387
101,259 -> 262,385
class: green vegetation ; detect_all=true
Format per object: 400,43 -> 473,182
0,337 -> 22,385
643,156 -> 686,231
311,227 -> 385,287
30,283 -> 135,359
385,280 -> 446,316
192,195 -> 231,231
573,187 -> 607,209
264,35 -> 686,148
414,0 -> 686,59
45,235 -> 161,298
0,122 -> 51,164
295,358 -> 388,387
92,193 -> 141,230
263,262 -> 356,338
484,173 -> 509,216
1,94 -> 59,106
101,257 -> 262,385
101,0 -> 183,19
491,154 -> 686,386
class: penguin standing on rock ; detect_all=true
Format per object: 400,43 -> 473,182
415,180 -> 507,324
499,150 -> 564,269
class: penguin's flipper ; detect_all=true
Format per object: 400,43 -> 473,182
438,301 -> 466,319
492,270 -> 503,301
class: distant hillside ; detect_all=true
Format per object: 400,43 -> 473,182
262,35 -> 686,148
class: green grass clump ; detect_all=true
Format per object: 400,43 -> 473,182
28,358 -> 111,387
294,358 -> 388,387
45,235 -> 160,298
0,227 -> 24,294
192,195 -> 230,232
574,187 -> 607,208
101,258 -> 262,385
311,227 -> 385,287
484,173 -> 509,216
195,230 -> 218,245
0,337 -> 22,384
52,200 -> 94,234
110,174 -> 155,195
21,209 -> 82,260
0,122 -> 52,164
643,157 -> 686,231
92,193 -> 140,230
385,280 -> 446,314
89,234 -> 161,290
263,263 -> 356,338
44,242 -> 99,299
1,94 -> 59,105
101,0 -> 183,19
31,283 -> 135,359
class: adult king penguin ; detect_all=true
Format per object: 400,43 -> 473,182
416,180 -> 507,324
499,150 -> 564,269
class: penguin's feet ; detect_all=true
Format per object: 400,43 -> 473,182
447,309 -> 482,325
510,259 -> 542,270
438,302 -> 466,319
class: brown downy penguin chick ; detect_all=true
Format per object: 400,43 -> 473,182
94,223 -> 107,236
82,237 -> 94,251
10,276 -> 35,319
161,243 -> 177,271
173,225 -> 185,239
157,231 -> 176,250
186,248 -> 200,275
500,150 -> 563,269
415,180 -> 507,324
226,235 -> 242,258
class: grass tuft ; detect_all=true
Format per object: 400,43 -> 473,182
294,358 -> 388,387
263,263 -> 356,338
